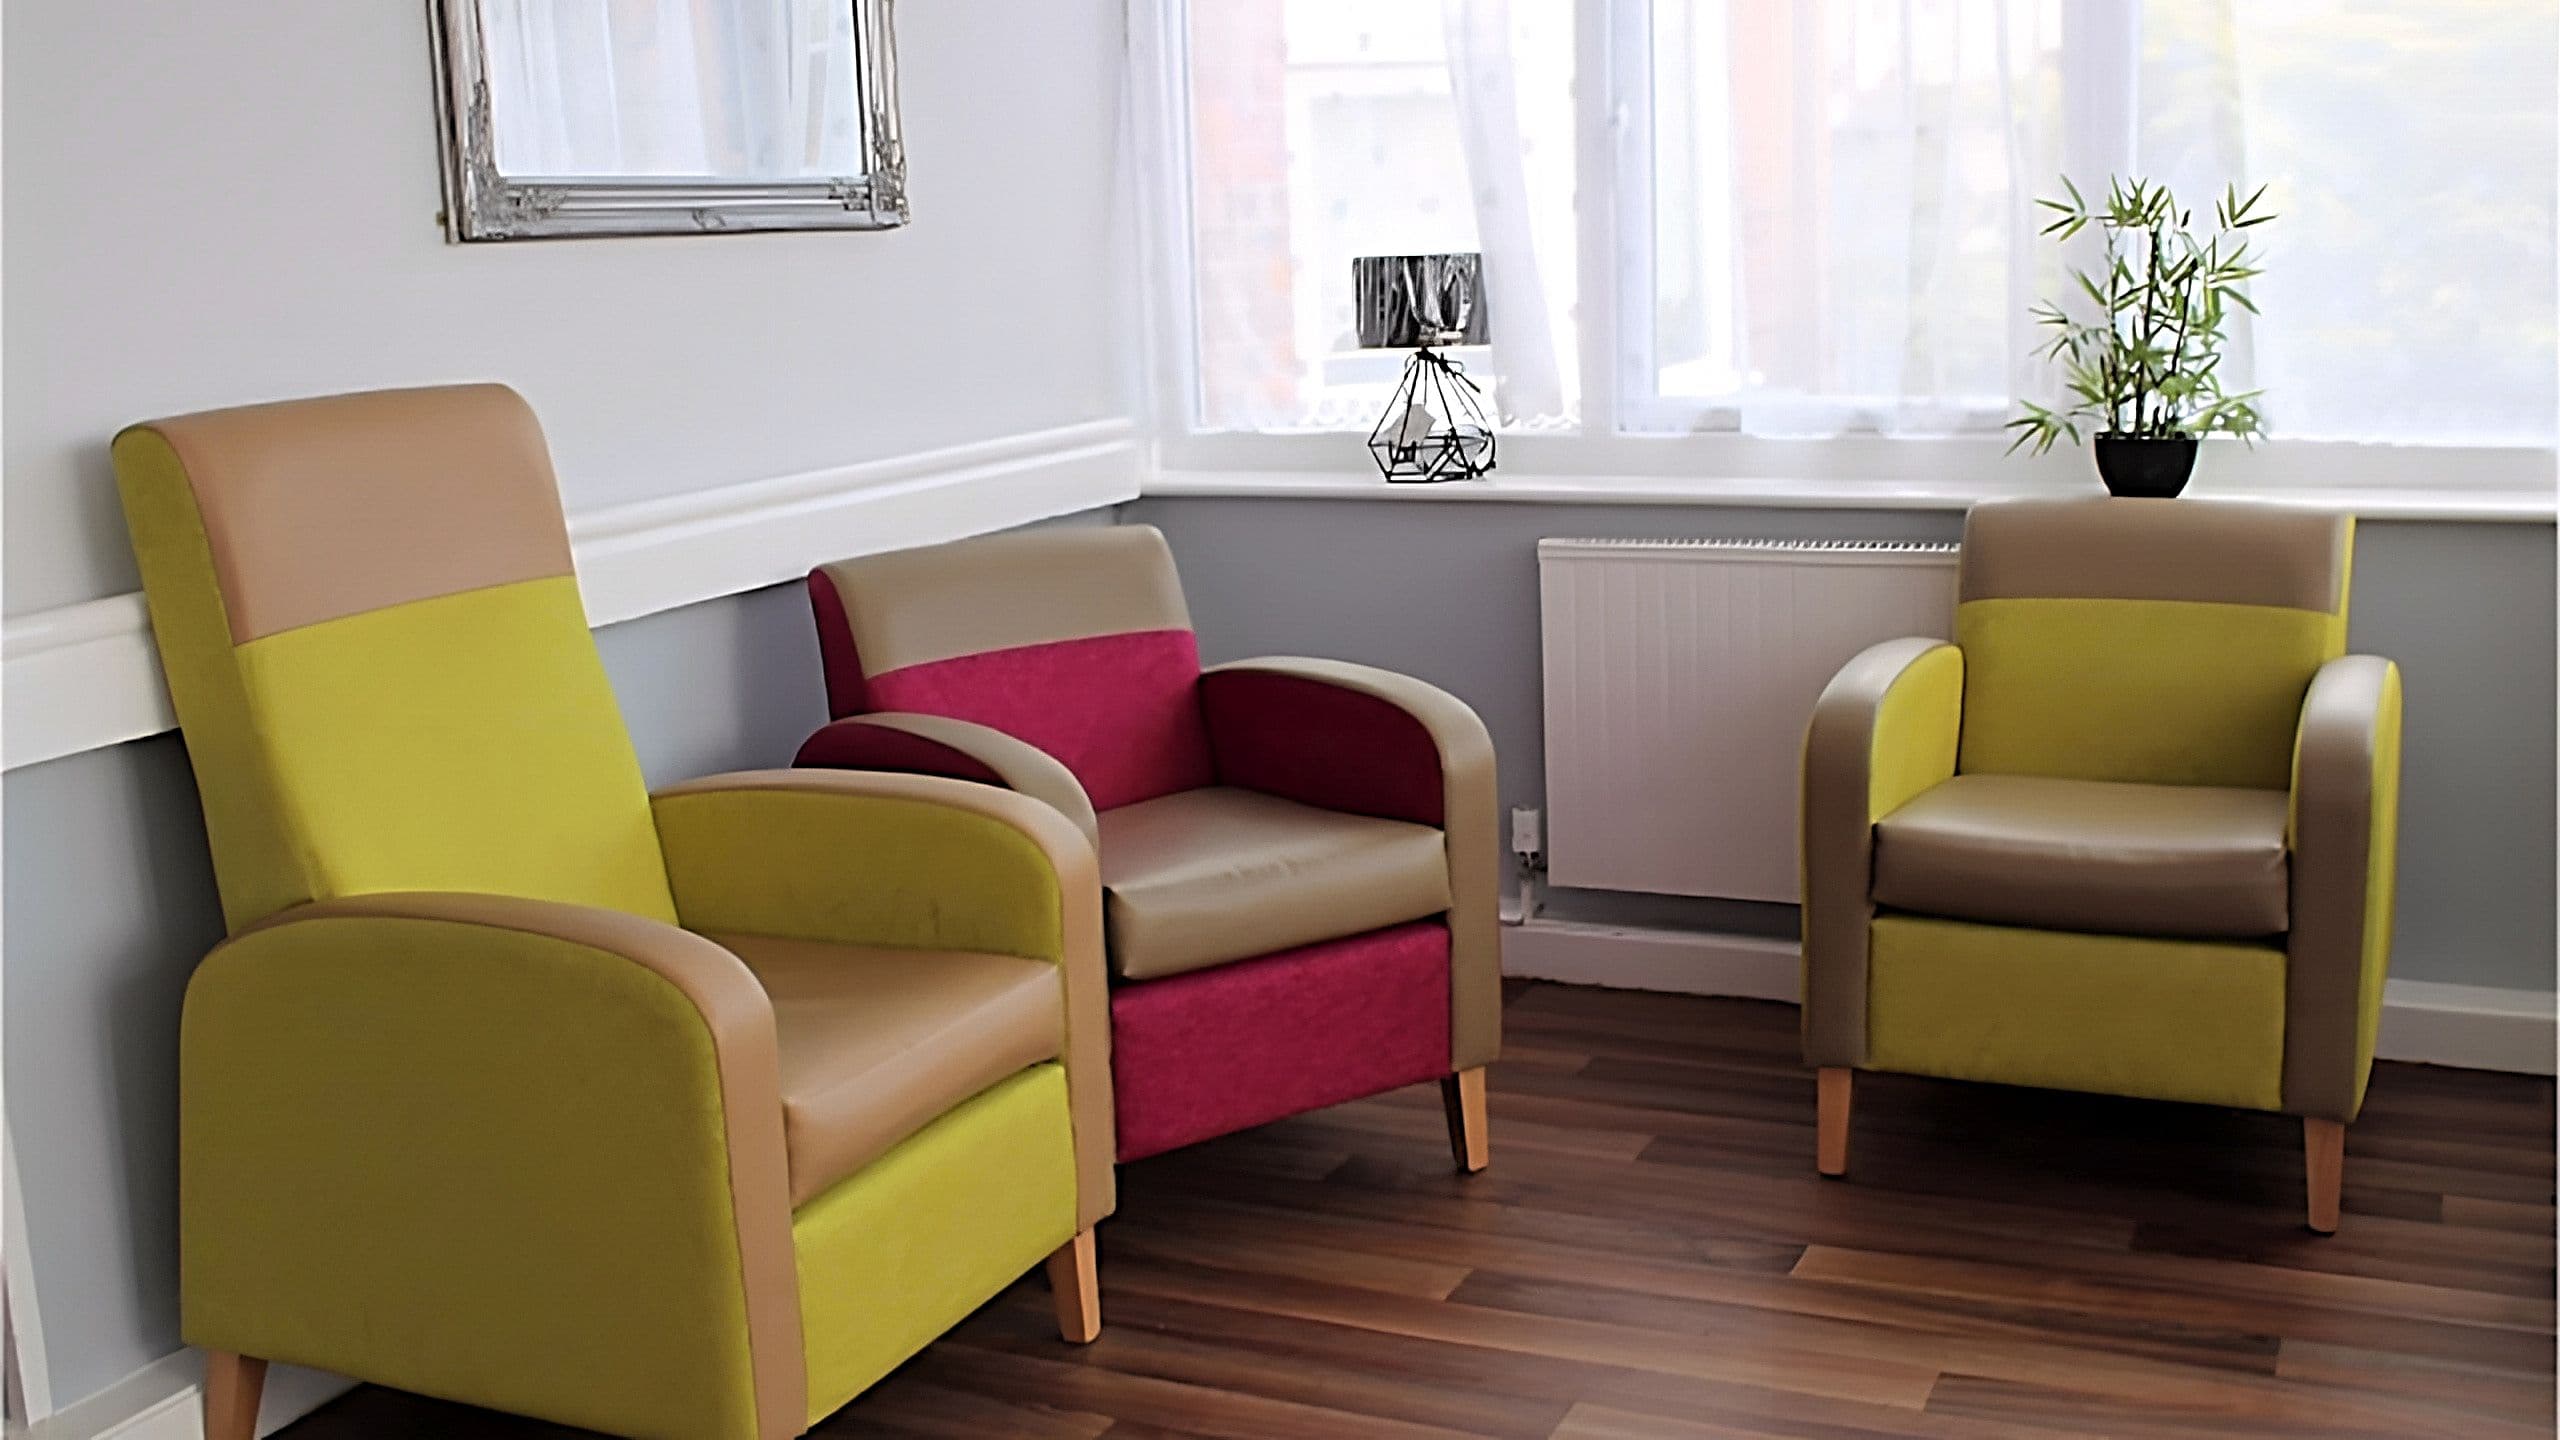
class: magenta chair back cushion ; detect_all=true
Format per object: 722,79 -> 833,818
807,526 -> 1214,811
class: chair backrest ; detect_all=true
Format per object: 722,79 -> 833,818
808,524 -> 1214,810
113,385 -> 676,932
1955,496 -> 2353,790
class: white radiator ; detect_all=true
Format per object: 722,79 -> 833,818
1538,537 -> 1959,902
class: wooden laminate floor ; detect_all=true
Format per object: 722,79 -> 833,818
277,983 -> 2556,1439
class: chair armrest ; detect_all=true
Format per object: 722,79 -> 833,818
2284,655 -> 2405,1121
1800,638 -> 1965,1069
1198,656 -> 1502,1071
185,892 -> 803,1440
651,768 -> 1113,1226
794,712 -> 1100,850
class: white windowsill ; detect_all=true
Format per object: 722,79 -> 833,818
1144,466 -> 2556,521
1146,430 -> 2557,522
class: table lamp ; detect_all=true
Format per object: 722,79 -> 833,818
1354,252 -> 1496,483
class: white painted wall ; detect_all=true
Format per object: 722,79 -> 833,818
1,0 -> 1138,612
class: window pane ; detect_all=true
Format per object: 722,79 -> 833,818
1187,0 -> 1577,432
1184,0 -> 2553,448
1646,1 -> 2064,435
1642,0 -> 2553,445
2143,0 -> 2557,444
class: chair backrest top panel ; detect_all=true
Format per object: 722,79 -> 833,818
815,524 -> 1194,678
809,524 -> 1215,810
122,384 -> 575,645
1960,496 -> 2350,615
114,383 -> 673,928
1952,497 -> 2355,790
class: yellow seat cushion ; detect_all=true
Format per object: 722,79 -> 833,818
1873,774 -> 2290,939
713,934 -> 1063,1209
1867,915 -> 2286,1111
1096,786 -> 1452,980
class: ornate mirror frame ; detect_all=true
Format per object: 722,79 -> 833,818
427,0 -> 907,241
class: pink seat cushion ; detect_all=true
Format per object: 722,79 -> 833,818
1108,920 -> 1453,1161
863,630 -> 1215,811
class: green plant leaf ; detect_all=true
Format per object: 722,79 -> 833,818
2017,173 -> 2271,453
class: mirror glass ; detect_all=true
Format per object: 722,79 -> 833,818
433,0 -> 905,240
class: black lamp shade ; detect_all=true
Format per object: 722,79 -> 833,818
1354,253 -> 1489,349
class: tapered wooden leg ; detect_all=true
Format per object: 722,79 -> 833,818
203,1351 -> 267,1440
1046,1228 -> 1101,1343
2304,1117 -> 2346,1234
1816,1067 -> 1852,1177
1442,1066 -> 1490,1173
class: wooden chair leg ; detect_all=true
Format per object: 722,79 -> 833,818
203,1351 -> 267,1440
1442,1066 -> 1490,1173
2304,1117 -> 2346,1234
1046,1228 -> 1101,1343
1816,1067 -> 1852,1177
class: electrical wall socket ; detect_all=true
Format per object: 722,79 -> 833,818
1510,806 -> 1544,861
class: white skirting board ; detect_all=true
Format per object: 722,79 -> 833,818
14,1352 -> 346,1440
0,417 -> 1142,773
1501,918 -> 2558,1076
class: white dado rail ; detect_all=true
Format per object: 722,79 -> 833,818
1,418 -> 1143,773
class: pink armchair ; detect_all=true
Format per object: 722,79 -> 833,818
798,525 -> 1499,1166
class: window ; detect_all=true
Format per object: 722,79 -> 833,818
1164,0 -> 2557,450
1184,1 -> 1577,431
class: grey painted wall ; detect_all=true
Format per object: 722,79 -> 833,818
1130,497 -> 2559,993
2,515 -> 1111,1409
5,734 -> 224,1409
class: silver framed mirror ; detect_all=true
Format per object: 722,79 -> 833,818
428,0 -> 907,241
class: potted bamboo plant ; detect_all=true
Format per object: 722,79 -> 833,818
2007,176 -> 2274,497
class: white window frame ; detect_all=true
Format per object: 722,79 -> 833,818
1135,0 -> 2558,504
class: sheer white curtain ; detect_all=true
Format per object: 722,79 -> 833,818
2139,0 -> 2556,444
1646,0 -> 2556,443
1643,1 -> 2064,436
1184,0 -> 2055,436
1442,0 -> 1573,423
1184,1 -> 1577,433
1183,0 -> 2554,444
481,0 -> 866,180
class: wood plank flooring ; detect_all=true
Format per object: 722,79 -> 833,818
275,983 -> 2556,1438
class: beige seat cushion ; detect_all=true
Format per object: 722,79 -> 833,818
713,933 -> 1062,1208
1097,786 -> 1452,981
1872,774 -> 2290,939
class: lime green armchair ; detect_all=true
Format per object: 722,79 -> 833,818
1801,497 -> 2401,1232
116,386 -> 1113,1440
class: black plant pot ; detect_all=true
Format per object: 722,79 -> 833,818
2092,435 -> 2199,498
